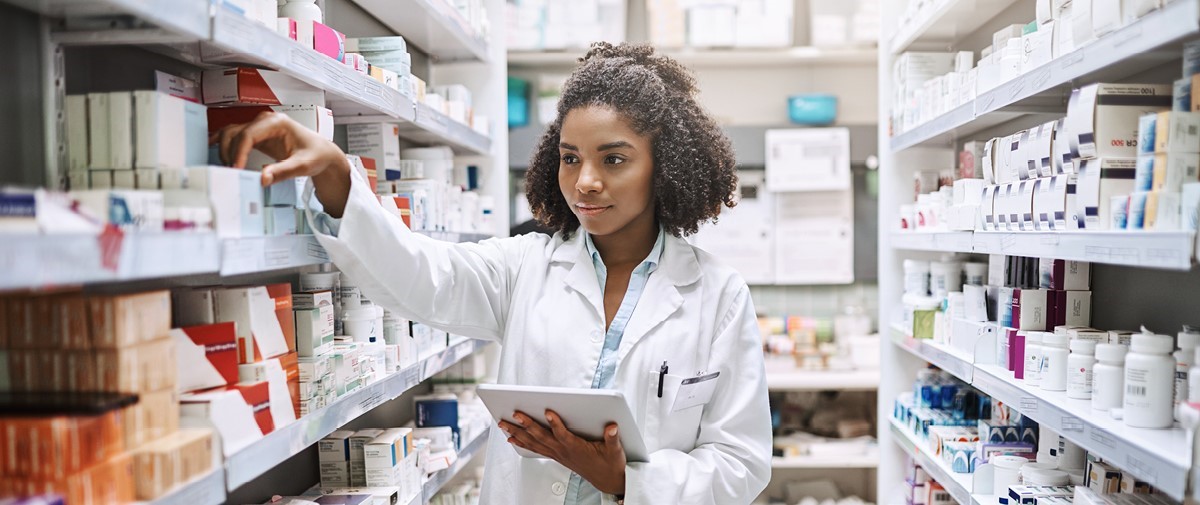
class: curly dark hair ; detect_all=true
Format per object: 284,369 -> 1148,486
524,42 -> 738,239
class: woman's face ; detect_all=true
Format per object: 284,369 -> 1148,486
557,105 -> 655,238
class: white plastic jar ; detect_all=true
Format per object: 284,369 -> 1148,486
1019,462 -> 1058,483
1093,343 -> 1128,413
343,306 -> 379,344
1175,326 -> 1200,418
280,0 -> 323,23
964,262 -> 988,286
904,259 -> 931,296
1067,339 -> 1097,399
991,455 -> 1027,496
1024,332 -> 1046,387
1124,333 -> 1176,429
1024,469 -> 1070,487
1041,333 -> 1069,391
930,259 -> 963,298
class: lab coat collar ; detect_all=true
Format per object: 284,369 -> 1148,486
549,229 -> 701,288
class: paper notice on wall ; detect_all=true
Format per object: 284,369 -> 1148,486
765,128 -> 851,192
773,190 -> 854,285
691,171 -> 775,284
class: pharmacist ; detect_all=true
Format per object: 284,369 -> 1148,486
214,42 -> 770,505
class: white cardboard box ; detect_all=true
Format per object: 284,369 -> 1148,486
1154,111 -> 1200,153
86,93 -> 110,169
179,389 -> 264,456
1076,157 -> 1137,229
347,123 -> 401,180
108,91 -> 134,170
201,67 -> 324,106
1153,151 -> 1200,192
133,91 -> 209,169
66,95 -> 89,172
186,166 -> 264,238
214,286 -> 289,363
1067,83 -> 1172,160
319,430 -> 355,463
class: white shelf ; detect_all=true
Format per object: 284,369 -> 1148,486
5,0 -> 211,41
336,104 -> 493,156
971,230 -> 1196,270
0,231 -> 492,290
972,363 -> 1191,500
889,231 -> 974,254
414,428 -> 490,504
888,0 -> 1022,55
891,230 -> 1197,270
889,0 -> 1199,151
890,323 -> 975,384
226,338 -> 490,490
349,0 -> 489,63
205,7 -> 415,122
888,417 -> 974,504
143,468 -> 225,505
766,369 -> 880,391
772,452 -> 879,469
507,47 -> 877,67
0,232 -> 221,291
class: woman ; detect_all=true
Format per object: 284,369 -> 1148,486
215,42 -> 771,505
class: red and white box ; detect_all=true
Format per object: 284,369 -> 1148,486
180,388 -> 265,456
202,67 -> 324,106
229,381 -> 274,436
214,286 -> 289,364
171,322 -> 238,393
266,283 -> 296,354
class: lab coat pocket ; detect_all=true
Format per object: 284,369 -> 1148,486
646,372 -> 706,452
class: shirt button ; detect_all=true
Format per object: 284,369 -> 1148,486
552,482 -> 567,495
591,330 -> 604,343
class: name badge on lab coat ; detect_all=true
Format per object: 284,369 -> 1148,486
672,372 -> 719,412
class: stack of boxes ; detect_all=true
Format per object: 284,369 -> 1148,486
173,284 -> 297,455
295,289 -> 337,416
0,290 -> 217,501
507,0 -> 627,51
904,463 -> 953,505
1130,109 -> 1200,230
318,427 -> 419,502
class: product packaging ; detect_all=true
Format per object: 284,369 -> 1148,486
201,67 -> 325,106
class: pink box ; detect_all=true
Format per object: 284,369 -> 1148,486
277,18 -> 297,41
298,21 -> 345,61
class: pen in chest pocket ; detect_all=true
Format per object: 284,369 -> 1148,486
657,360 -> 668,398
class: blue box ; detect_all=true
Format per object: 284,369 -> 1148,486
787,94 -> 838,126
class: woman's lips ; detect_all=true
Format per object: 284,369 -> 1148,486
576,205 -> 611,217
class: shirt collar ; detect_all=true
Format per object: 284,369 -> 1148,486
585,226 -> 666,271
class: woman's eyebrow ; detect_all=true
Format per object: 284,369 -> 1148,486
559,142 -> 579,151
597,141 -> 634,151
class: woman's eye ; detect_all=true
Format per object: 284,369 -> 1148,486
605,155 -> 625,165
561,154 -> 579,164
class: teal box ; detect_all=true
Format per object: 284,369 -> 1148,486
787,94 -> 838,126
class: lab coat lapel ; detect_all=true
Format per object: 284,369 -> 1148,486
617,234 -> 701,361
550,231 -> 605,320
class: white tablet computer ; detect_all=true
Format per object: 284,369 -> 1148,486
476,384 -> 649,463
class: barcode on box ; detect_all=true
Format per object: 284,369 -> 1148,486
1127,385 -> 1147,396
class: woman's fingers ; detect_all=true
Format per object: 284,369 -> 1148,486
545,410 -> 575,442
230,114 -> 287,169
603,423 -> 623,457
500,420 -> 555,457
214,124 -> 244,167
262,155 -> 312,186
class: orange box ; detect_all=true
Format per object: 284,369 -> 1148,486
87,290 -> 172,348
92,338 -> 176,393
0,411 -> 124,479
51,293 -> 91,350
123,388 -> 181,450
266,283 -> 296,354
131,428 -> 214,500
2,452 -> 136,505
229,381 -> 274,435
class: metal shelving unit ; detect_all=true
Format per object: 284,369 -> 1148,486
888,0 -> 1021,55
890,323 -> 975,384
348,0 -> 489,63
888,418 -> 974,504
0,231 -> 492,290
226,338 -> 490,490
889,0 -> 1199,151
972,363 -> 1191,500
891,230 -> 1198,270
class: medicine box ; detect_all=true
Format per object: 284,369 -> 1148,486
320,461 -> 351,488
201,67 -> 324,106
66,95 -> 89,171
1075,157 -> 1137,229
171,322 -> 239,393
1066,83 -> 1172,160
180,389 -> 266,455
1152,151 -> 1200,192
186,166 -> 264,238
345,36 -> 407,53
347,123 -> 401,180
214,286 -> 289,363
1154,111 -> 1200,153
295,305 -> 335,357
133,91 -> 208,169
109,91 -> 134,170
364,428 -> 412,487
319,430 -> 355,463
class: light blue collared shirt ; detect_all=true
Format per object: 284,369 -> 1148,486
565,227 -> 666,505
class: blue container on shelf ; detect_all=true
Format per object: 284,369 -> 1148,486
508,76 -> 530,128
787,94 -> 838,126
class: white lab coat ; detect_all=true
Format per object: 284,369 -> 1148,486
312,172 -> 772,504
